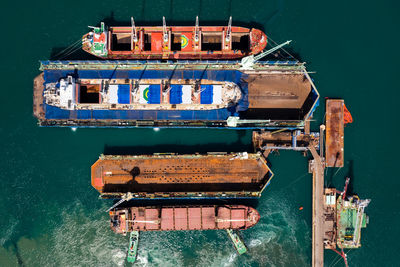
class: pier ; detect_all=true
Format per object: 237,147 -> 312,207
309,143 -> 325,267
309,99 -> 345,266
253,98 -> 346,267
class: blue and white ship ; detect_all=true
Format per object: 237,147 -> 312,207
34,60 -> 319,129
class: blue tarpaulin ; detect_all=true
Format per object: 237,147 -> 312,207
169,85 -> 182,104
200,85 -> 213,104
42,68 -> 249,121
148,85 -> 160,104
117,84 -> 130,104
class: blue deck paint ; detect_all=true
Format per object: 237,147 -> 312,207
200,85 -> 213,104
169,85 -> 182,104
148,85 -> 160,104
117,84 -> 130,104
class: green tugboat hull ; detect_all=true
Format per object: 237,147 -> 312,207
127,231 -> 139,263
226,229 -> 247,255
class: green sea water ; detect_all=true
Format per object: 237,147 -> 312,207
0,0 -> 399,266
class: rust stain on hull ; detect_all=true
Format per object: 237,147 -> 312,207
325,99 -> 344,167
33,73 -> 45,120
245,74 -> 311,109
91,153 -> 272,197
110,205 -> 260,234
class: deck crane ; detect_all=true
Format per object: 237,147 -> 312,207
163,17 -> 169,43
225,16 -> 232,42
194,16 -> 200,43
106,192 -> 134,212
341,177 -> 350,200
240,40 -> 292,70
131,17 -> 137,43
329,177 -> 351,267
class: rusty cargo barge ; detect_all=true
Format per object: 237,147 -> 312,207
110,205 -> 260,235
33,60 -> 319,128
91,153 -> 273,199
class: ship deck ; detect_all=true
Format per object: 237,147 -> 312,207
33,73 -> 45,120
92,154 -> 271,195
119,205 -> 258,231
240,72 -> 313,120
325,99 -> 344,167
35,62 -> 320,127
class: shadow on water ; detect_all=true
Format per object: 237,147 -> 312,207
99,11 -> 266,31
116,197 -> 260,208
326,159 -> 355,196
49,11 -> 301,62
346,159 -> 355,195
103,132 -> 251,155
12,242 -> 24,267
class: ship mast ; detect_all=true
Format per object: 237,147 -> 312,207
131,17 -> 137,43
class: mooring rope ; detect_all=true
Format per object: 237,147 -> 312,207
53,38 -> 82,59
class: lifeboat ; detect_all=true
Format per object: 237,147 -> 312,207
82,17 -> 267,60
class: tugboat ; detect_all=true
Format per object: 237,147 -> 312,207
127,231 -> 139,263
226,229 -> 248,255
82,17 -> 267,60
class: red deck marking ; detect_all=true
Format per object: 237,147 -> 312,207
151,33 -> 163,53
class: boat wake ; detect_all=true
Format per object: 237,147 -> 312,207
1,194 -> 310,266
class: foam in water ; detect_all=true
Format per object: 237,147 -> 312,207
3,193 -> 310,266
0,220 -> 17,246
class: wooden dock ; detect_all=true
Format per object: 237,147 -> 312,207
325,99 -> 344,167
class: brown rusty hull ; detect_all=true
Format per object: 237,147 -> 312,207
110,205 -> 260,234
91,153 -> 273,199
33,74 -> 45,120
325,99 -> 344,167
